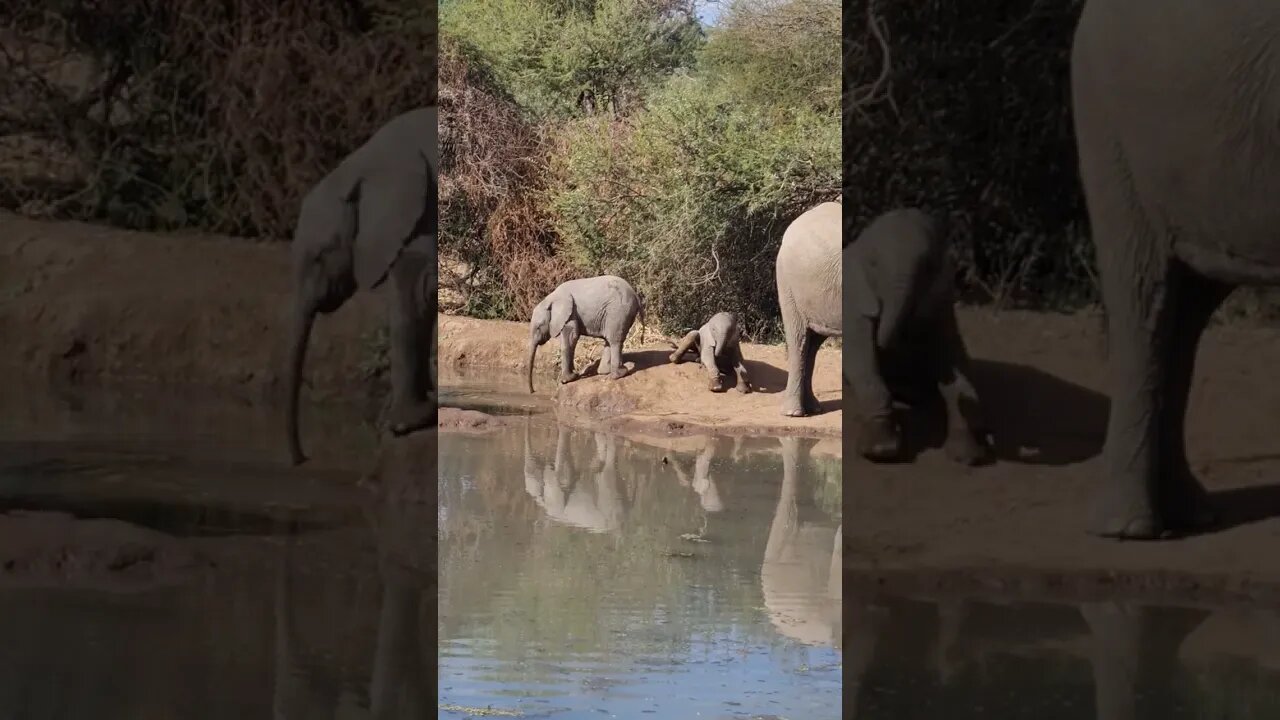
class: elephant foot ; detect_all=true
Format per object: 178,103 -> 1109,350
559,371 -> 581,384
781,401 -> 811,417
734,381 -> 751,394
1088,467 -> 1217,540
669,353 -> 683,364
708,375 -> 727,392
858,416 -> 901,462
609,367 -> 628,380
389,400 -> 437,437
945,430 -> 991,467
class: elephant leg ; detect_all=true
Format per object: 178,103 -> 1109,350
728,343 -> 752,393
669,331 -> 699,364
779,298 -> 812,416
801,330 -> 825,413
930,307 -> 990,466
607,335 -> 627,380
848,315 -> 899,461
701,340 -> 725,391
1156,266 -> 1229,529
554,424 -> 573,490
559,324 -> 581,384
597,340 -> 614,375
1081,132 -> 1185,538
387,254 -> 435,437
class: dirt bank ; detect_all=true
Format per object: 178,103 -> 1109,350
848,309 -> 1280,602
0,211 -> 385,399
1,211 -> 840,438
439,313 -> 842,439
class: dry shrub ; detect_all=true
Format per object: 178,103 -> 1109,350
0,0 -> 436,238
438,37 -> 573,320
844,0 -> 1093,309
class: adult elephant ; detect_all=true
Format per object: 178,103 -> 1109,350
284,107 -> 438,466
775,201 -> 843,417
1071,2 -> 1280,537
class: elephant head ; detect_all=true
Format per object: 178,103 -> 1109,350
285,107 -> 437,465
526,290 -> 575,393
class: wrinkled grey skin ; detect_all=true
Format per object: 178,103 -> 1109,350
286,107 -> 438,466
846,208 -> 989,465
775,201 -> 842,416
1070,1 -> 1280,537
669,311 -> 752,393
526,275 -> 642,393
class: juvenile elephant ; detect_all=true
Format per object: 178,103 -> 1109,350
775,201 -> 842,417
526,275 -> 642,394
1071,0 -> 1280,537
285,106 -> 438,466
846,208 -> 989,465
668,311 -> 752,393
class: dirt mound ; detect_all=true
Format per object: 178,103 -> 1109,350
437,407 -> 509,433
0,510 -> 208,591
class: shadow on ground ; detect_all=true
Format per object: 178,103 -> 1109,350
890,359 -> 1109,466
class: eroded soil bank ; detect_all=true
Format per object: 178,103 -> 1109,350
1,211 -> 841,439
7,212 -> 1280,599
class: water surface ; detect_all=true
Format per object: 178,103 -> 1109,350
849,592 -> 1280,719
438,419 -> 844,718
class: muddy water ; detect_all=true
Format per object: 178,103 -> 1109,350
849,593 -> 1280,719
438,420 -> 843,718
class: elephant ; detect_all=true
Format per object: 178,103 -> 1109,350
1070,0 -> 1280,537
668,435 -> 726,512
522,421 -> 625,533
760,436 -> 842,648
284,106 -> 438,466
846,208 -> 990,465
775,201 -> 842,417
525,275 -> 643,394
668,311 -> 753,393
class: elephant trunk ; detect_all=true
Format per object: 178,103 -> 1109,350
285,303 -> 316,465
526,338 -> 538,394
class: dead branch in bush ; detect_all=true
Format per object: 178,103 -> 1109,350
437,37 -> 574,319
847,0 -> 896,119
0,0 -> 436,236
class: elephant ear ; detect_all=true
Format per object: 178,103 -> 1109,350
351,169 -> 432,291
549,294 -> 576,336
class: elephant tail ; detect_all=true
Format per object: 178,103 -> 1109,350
636,294 -> 647,346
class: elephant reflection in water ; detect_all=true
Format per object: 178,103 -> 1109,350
669,435 -> 726,513
522,419 -> 626,533
760,436 -> 842,649
272,432 -> 435,719
847,595 -> 1225,720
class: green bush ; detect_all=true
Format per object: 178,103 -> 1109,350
549,74 -> 839,338
439,0 -> 839,338
440,0 -> 702,120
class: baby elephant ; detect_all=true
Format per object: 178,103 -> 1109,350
526,275 -> 643,393
669,312 -> 753,393
846,208 -> 990,465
